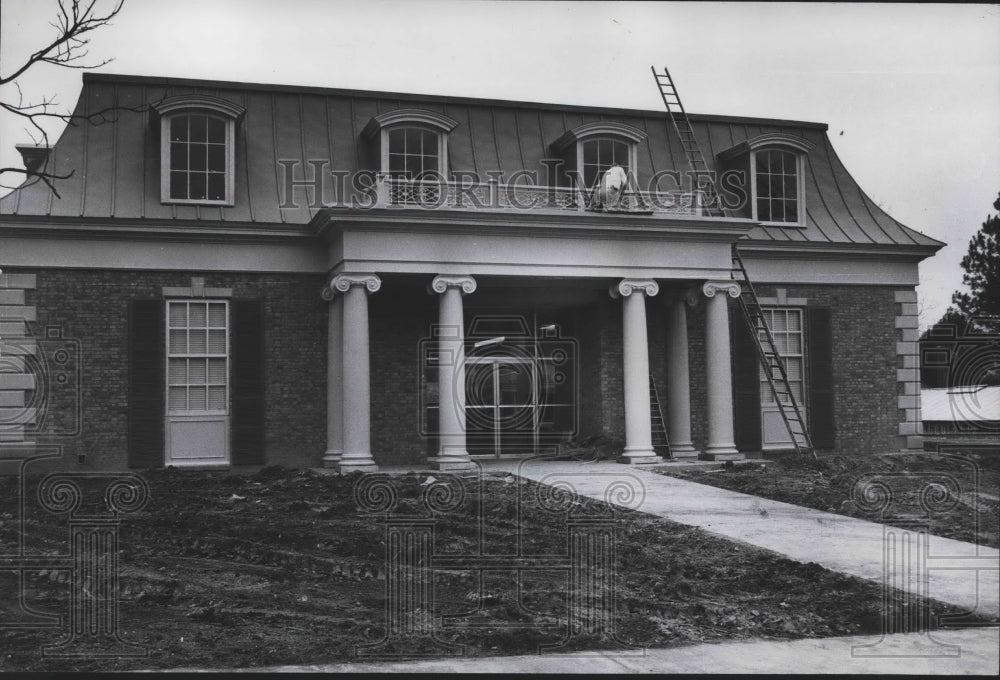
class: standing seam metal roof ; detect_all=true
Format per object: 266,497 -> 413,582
0,73 -> 943,250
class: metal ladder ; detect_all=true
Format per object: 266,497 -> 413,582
731,244 -> 816,459
651,65 -> 727,217
649,373 -> 672,459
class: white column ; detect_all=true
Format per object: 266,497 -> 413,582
611,279 -> 662,465
429,275 -> 477,471
320,288 -> 343,467
666,293 -> 698,457
331,273 -> 381,473
701,281 -> 742,460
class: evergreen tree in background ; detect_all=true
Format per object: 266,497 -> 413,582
920,192 -> 1000,387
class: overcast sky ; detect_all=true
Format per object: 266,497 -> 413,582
1,1 -> 997,329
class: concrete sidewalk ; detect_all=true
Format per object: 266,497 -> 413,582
484,459 -> 1000,620
206,628 -> 1000,674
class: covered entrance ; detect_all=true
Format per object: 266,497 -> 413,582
465,356 -> 538,457
461,313 -> 577,459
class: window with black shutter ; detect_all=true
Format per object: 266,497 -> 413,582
231,300 -> 266,465
128,300 -> 165,468
806,307 -> 835,449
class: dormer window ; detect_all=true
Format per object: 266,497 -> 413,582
154,95 -> 245,206
754,148 -> 800,223
582,137 -> 632,188
551,122 -> 646,190
388,127 -> 440,179
363,109 -> 459,180
718,133 -> 812,226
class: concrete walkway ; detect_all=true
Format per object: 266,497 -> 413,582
481,459 -> 1000,621
190,629 -> 1000,674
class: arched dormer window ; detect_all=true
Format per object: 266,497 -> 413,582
718,133 -> 813,226
550,122 -> 646,189
362,109 -> 459,180
154,95 -> 245,206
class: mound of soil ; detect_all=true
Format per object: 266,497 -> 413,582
0,464 -> 989,672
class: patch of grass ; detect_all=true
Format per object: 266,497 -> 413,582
0,465 -> 989,672
653,450 -> 1000,548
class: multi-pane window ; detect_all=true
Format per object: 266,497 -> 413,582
168,114 -> 228,201
168,301 -> 228,413
582,138 -> 631,188
754,149 -> 800,223
759,308 -> 805,406
387,127 -> 440,179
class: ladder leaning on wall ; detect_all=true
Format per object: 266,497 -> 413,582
651,65 -> 816,459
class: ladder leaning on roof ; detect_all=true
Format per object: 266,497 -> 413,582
651,64 -> 816,458
650,65 -> 726,218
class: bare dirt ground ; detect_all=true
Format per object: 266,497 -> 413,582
0,465 -> 990,672
652,450 -> 1000,548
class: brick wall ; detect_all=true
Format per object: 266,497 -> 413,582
8,267 -> 909,472
749,284 -> 905,454
369,284 -> 436,466
17,268 -> 326,471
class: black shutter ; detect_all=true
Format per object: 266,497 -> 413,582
231,300 -> 265,465
732,310 -> 762,452
128,300 -> 164,468
807,307 -> 835,449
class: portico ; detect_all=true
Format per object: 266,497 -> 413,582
319,271 -> 749,472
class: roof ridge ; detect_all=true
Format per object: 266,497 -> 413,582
82,72 -> 829,130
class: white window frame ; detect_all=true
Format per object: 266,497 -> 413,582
160,113 -> 236,206
362,109 -> 459,180
382,124 -> 447,179
551,122 -> 646,191
166,299 -> 230,417
750,148 -> 806,227
577,136 -> 638,190
154,95 -> 244,207
758,306 -> 807,409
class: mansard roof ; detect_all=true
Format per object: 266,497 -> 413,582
0,72 -> 942,251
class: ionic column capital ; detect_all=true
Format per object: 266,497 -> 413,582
430,275 -> 477,296
610,278 -> 659,299
702,281 -> 742,299
330,273 -> 382,295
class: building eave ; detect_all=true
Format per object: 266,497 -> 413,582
311,206 -> 758,242
736,238 -> 943,262
0,215 -> 314,245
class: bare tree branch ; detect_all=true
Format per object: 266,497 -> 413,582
0,0 -> 125,85
0,0 -> 145,196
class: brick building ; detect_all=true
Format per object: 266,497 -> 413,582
0,73 -> 942,471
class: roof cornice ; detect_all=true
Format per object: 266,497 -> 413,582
0,215 -> 313,244
737,238 -> 943,261
311,205 -> 757,242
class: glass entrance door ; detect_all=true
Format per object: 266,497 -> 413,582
465,357 -> 538,457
